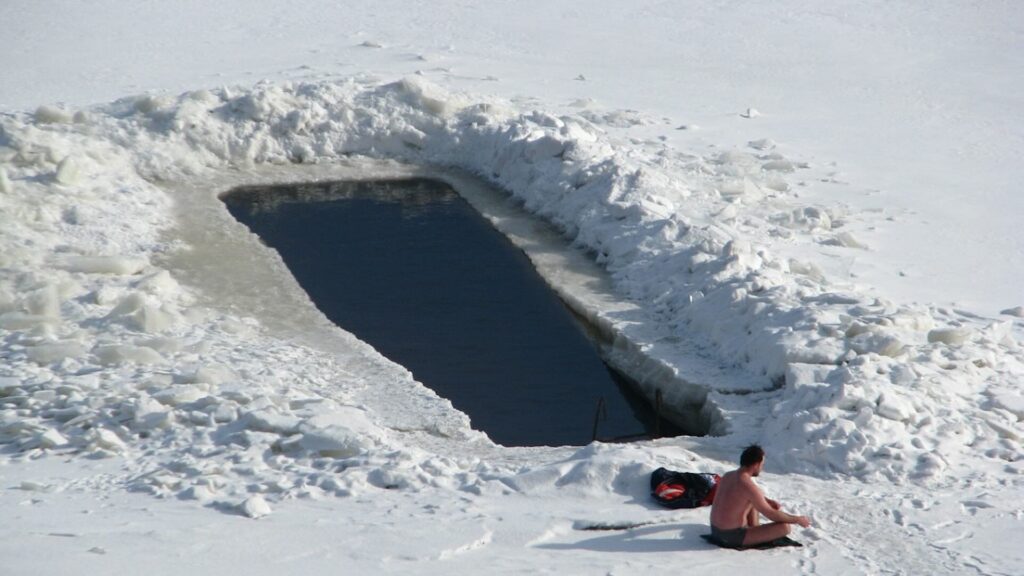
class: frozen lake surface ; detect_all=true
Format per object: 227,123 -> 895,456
2,3 -> 1021,573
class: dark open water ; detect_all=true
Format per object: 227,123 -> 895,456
222,178 -> 682,446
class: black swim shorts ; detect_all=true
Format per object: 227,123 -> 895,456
710,524 -> 748,547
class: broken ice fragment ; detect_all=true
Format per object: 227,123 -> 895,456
240,495 -> 272,518
55,157 -> 81,185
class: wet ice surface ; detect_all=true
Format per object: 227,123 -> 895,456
223,178 -> 681,446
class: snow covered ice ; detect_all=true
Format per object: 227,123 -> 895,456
1,2 -> 1023,575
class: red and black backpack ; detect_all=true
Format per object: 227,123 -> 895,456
650,467 -> 721,509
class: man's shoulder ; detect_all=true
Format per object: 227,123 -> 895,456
735,471 -> 761,491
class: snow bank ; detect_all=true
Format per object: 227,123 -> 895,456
1,77 -> 1021,510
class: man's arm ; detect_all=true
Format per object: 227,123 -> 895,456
743,477 -> 811,527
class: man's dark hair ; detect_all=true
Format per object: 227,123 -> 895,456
740,444 -> 765,468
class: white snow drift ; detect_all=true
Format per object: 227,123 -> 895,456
3,2 -> 1023,573
2,78 -> 1021,506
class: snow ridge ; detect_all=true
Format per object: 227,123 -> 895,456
1,78 -> 1022,510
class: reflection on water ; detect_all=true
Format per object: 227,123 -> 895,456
234,179 -> 460,219
223,178 -> 682,447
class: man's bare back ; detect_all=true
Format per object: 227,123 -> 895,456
708,445 -> 811,547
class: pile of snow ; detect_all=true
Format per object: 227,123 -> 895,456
1,77 -> 1022,514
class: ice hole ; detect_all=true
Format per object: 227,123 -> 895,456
222,177 -> 707,446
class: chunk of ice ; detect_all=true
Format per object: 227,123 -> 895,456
55,157 -> 81,185
240,495 -> 272,519
58,256 -> 147,275
34,105 -> 73,124
0,167 -> 11,193
927,328 -> 971,346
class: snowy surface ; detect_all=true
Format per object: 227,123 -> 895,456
2,2 -> 1023,575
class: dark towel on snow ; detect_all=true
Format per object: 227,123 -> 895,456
700,533 -> 803,550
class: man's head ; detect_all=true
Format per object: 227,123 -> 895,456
740,444 -> 765,476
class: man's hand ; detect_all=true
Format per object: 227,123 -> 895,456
793,515 -> 812,528
766,498 -> 781,510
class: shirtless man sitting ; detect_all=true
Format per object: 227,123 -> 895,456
708,445 -> 811,547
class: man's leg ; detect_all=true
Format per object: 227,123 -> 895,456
746,507 -> 759,527
742,522 -> 790,546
